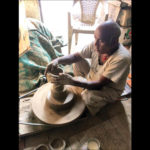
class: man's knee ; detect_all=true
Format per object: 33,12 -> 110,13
81,90 -> 108,116
73,59 -> 90,77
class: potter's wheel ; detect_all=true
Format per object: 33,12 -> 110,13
31,67 -> 85,125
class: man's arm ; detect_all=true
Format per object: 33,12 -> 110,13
57,52 -> 83,65
72,75 -> 112,90
45,52 -> 83,75
51,73 -> 112,90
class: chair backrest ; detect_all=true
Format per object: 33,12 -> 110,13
107,0 -> 121,22
80,0 -> 100,25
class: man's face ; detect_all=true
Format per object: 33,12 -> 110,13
94,28 -> 109,65
94,28 -> 103,54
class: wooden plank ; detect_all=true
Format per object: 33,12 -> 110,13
19,97 -> 53,137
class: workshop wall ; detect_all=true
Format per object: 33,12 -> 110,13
19,0 -> 30,56
23,0 -> 42,21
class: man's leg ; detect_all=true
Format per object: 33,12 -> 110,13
73,58 -> 90,78
81,89 -> 110,116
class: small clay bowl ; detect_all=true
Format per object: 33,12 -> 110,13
87,138 -> 100,150
49,138 -> 66,150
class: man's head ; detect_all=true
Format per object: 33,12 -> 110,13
94,20 -> 121,54
94,20 -> 121,64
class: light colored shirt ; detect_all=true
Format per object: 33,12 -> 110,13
79,41 -> 131,99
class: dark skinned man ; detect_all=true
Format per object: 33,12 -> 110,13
45,20 -> 131,116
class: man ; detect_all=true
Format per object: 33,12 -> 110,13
45,20 -> 131,116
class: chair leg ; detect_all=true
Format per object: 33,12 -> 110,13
68,32 -> 73,54
75,33 -> 78,45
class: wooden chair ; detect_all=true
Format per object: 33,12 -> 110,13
68,0 -> 108,54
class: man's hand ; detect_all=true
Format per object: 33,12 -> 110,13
44,53 -> 82,76
50,73 -> 74,85
44,59 -> 59,75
